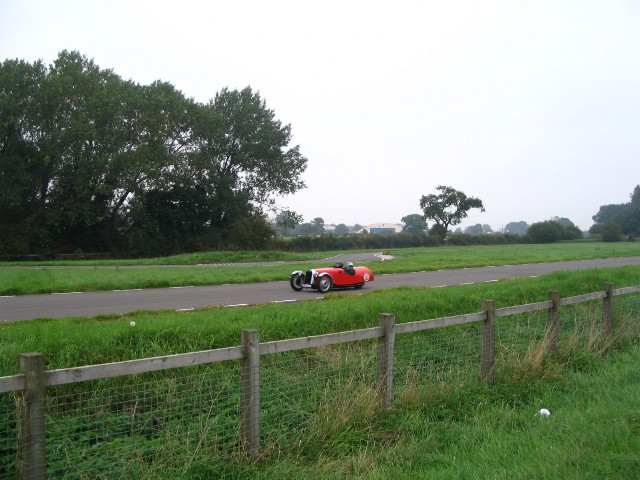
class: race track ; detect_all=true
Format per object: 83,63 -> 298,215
1,256 -> 639,322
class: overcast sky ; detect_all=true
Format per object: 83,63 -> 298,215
2,0 -> 639,231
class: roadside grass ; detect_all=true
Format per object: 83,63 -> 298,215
1,266 -> 639,478
0,242 -> 639,295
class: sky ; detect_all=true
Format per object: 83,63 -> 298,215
1,0 -> 639,232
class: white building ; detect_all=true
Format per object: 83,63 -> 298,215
356,223 -> 403,234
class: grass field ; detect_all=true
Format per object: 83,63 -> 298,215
1,247 -> 639,479
1,242 -> 639,295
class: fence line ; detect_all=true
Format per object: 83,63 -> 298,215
1,282 -> 639,479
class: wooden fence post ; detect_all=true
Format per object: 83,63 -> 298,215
481,300 -> 496,382
19,352 -> 48,480
548,291 -> 560,354
240,329 -> 261,455
602,283 -> 614,337
377,313 -> 396,408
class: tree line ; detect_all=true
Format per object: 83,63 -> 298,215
0,51 -> 307,256
590,185 -> 640,241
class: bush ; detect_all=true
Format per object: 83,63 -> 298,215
527,221 -> 582,243
600,222 -> 624,242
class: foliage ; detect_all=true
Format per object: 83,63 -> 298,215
591,185 -> 640,240
504,221 -> 529,234
0,51 -> 307,256
419,186 -> 485,240
334,224 -> 350,234
600,222 -> 624,242
464,223 -> 493,234
527,220 -> 582,243
401,214 -> 427,234
275,210 -> 303,230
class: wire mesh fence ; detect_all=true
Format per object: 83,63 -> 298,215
0,392 -> 18,477
9,363 -> 241,480
1,285 -> 638,479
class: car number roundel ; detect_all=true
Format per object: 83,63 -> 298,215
364,273 -> 370,281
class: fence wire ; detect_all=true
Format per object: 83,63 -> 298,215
1,392 -> 18,478
396,322 -> 482,387
39,363 -> 239,480
259,340 -> 379,456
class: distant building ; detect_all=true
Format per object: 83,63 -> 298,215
357,223 -> 403,234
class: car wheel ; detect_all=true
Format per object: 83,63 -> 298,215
317,275 -> 332,293
290,274 -> 304,291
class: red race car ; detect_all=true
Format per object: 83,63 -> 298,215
290,262 -> 375,293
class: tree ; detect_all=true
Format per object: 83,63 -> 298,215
401,214 -> 427,233
334,223 -> 349,234
504,221 -> 529,235
600,222 -> 623,242
0,52 -> 308,255
590,185 -> 640,240
528,219 -> 581,243
464,224 -> 483,234
592,204 -> 628,224
275,210 -> 303,234
419,186 -> 485,240
311,217 -> 325,233
528,220 -> 565,243
612,207 -> 640,239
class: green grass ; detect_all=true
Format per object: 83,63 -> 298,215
0,250 -> 331,266
245,347 -> 640,480
1,242 -> 639,295
1,266 -> 639,479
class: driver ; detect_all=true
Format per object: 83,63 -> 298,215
345,261 -> 355,275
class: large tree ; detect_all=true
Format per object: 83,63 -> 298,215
590,185 -> 640,240
419,186 -> 485,240
0,52 -> 308,255
504,221 -> 529,235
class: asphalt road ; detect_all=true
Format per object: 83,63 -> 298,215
1,256 -> 639,323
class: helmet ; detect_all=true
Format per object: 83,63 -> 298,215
346,262 -> 354,268
335,262 -> 343,268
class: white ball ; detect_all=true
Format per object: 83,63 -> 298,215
129,321 -> 136,327
538,408 -> 551,417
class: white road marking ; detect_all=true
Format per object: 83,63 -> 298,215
114,289 -> 143,292
227,304 -> 248,308
176,308 -> 194,312
171,286 -> 194,289
53,292 -> 82,295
